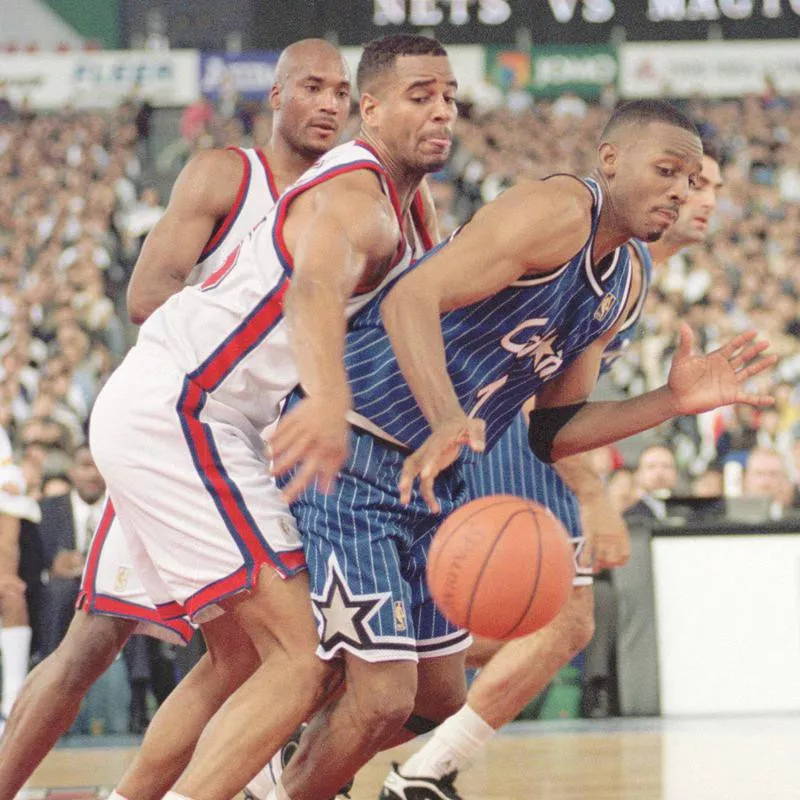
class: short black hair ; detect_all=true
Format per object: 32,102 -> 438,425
601,100 -> 699,141
700,136 -> 721,165
357,34 -> 447,94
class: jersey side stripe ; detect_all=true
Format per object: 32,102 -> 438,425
199,147 -> 252,260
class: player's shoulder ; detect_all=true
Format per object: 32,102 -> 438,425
170,147 -> 247,214
502,175 -> 593,224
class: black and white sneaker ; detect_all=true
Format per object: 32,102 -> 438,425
244,723 -> 353,800
244,723 -> 306,800
379,762 -> 463,800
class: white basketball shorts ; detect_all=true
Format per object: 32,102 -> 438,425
89,341 -> 305,625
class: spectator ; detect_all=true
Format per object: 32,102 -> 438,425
38,445 -> 105,657
742,447 -> 790,520
692,468 -> 724,498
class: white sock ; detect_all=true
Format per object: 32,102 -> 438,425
107,793 -> 130,800
400,704 -> 496,779
163,793 -> 193,800
0,626 -> 31,717
247,762 -> 278,800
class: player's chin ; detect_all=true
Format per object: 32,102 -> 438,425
418,154 -> 450,174
641,227 -> 665,243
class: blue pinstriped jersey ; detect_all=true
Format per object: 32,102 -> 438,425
344,177 -> 633,452
599,237 -> 653,375
465,237 -> 654,538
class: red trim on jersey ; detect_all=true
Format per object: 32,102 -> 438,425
200,241 -> 242,291
190,277 -> 289,392
410,189 -> 435,252
199,147 -> 251,260
255,148 -> 280,201
76,498 -> 195,643
78,496 -> 115,601
84,594 -> 195,643
271,160 -> 397,277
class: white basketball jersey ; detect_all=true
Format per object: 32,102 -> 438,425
185,146 -> 280,287
137,140 -> 423,435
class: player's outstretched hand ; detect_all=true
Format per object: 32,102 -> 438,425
270,396 -> 351,504
579,490 -> 631,571
399,416 -> 486,513
668,324 -> 777,416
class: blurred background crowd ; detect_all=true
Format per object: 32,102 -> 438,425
0,39 -> 798,731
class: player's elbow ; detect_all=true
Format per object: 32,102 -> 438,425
380,274 -> 438,332
126,285 -> 150,325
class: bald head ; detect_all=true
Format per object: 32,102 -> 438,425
275,39 -> 349,87
270,38 -> 351,160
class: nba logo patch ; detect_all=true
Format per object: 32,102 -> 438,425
114,566 -> 130,592
394,601 -> 407,632
594,293 -> 617,322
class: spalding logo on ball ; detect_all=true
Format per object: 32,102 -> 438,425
427,495 -> 575,640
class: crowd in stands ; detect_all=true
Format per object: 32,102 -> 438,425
0,81 -> 798,730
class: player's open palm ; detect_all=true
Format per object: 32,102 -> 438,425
399,416 -> 486,513
668,323 -> 776,416
270,396 -> 351,503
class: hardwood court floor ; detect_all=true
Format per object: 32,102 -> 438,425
22,715 -> 800,800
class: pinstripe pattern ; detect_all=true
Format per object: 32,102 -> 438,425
465,238 -> 653,587
345,178 -> 633,451
286,422 -> 471,662
292,177 -> 640,659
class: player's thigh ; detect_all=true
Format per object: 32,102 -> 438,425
225,568 -> 319,659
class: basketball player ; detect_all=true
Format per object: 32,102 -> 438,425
85,34 -> 455,800
263,102 -> 768,800
377,141 -> 725,799
0,38 -> 353,800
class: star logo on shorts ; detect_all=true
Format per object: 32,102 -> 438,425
312,557 -> 389,651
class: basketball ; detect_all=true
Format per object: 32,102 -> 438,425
427,495 -> 575,640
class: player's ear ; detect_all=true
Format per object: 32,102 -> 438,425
360,92 -> 380,129
269,83 -> 281,112
597,141 -> 618,179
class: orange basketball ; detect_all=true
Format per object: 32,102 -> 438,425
427,495 -> 575,640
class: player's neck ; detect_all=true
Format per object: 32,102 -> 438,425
261,138 -> 319,193
357,129 -> 423,214
587,169 -> 632,261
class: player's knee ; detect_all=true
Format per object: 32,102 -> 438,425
351,672 -> 417,740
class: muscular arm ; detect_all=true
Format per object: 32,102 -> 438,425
282,171 -> 398,404
270,171 -> 399,498
381,177 -> 591,429
537,326 -> 774,462
126,148 -> 245,324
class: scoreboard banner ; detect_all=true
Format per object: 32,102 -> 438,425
620,40 -> 800,98
298,0 -> 800,46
